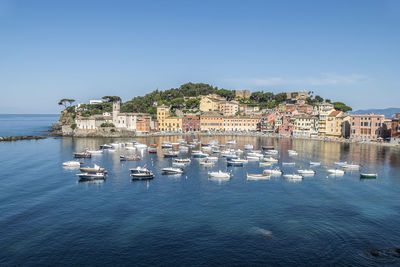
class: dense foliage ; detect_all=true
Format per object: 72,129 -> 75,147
79,102 -> 112,117
333,102 -> 352,112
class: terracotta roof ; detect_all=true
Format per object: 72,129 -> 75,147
328,110 -> 341,117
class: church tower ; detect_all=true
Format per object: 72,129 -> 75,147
112,101 -> 120,124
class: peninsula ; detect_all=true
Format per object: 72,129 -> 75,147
53,82 -> 399,144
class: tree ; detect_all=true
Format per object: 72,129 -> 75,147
274,93 -> 287,104
325,99 -> 331,103
58,98 -> 75,109
171,97 -> 185,109
185,98 -> 200,109
314,95 -> 324,103
333,102 -> 352,112
102,96 -> 121,102
216,89 -> 235,101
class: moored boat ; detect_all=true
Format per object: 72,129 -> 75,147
310,161 -> 321,166
244,144 -> 254,150
283,174 -> 303,180
263,169 -> 282,176
342,164 -> 360,170
77,171 -> 106,180
192,151 -> 208,158
73,152 -> 91,158
360,173 -> 377,178
100,144 -> 113,149
262,146 -> 275,151
263,157 -> 278,163
199,160 -> 215,166
130,167 -> 154,180
63,161 -> 82,167
247,173 -> 271,180
327,169 -> 345,175
297,169 -> 315,175
80,164 -> 107,173
208,170 -> 231,179
120,155 -> 140,161
162,167 -> 184,175
174,158 -> 191,164
164,151 -> 179,158
227,159 -> 244,166
87,149 -> 103,154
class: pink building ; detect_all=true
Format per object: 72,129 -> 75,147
278,115 -> 293,135
349,114 -> 387,140
182,115 -> 200,132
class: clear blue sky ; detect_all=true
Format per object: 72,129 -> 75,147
0,0 -> 399,113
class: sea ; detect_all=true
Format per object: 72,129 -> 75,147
1,114 -> 400,266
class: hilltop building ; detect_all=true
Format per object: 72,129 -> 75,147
199,94 -> 225,112
235,90 -> 251,99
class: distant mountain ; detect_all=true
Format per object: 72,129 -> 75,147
351,108 -> 400,118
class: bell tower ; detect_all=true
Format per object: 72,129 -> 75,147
113,101 -> 120,124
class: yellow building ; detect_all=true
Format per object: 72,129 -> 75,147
219,101 -> 239,116
199,94 -> 225,112
157,105 -> 182,132
200,111 -> 224,132
223,116 -> 260,132
326,110 -> 345,137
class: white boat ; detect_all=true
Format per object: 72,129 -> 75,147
164,151 -> 179,158
334,161 -> 347,166
205,156 -> 219,161
63,161 -> 82,167
77,171 -> 106,180
100,144 -> 113,149
247,156 -> 261,161
244,144 -> 254,150
259,162 -> 272,167
202,146 -> 212,151
310,161 -> 321,166
134,143 -> 148,149
162,167 -> 184,175
297,169 -> 315,175
226,140 -> 237,145
110,143 -> 120,148
263,157 -> 278,163
199,160 -> 215,166
208,170 -> 231,179
282,162 -> 296,166
235,149 -> 244,154
161,142 -> 173,149
130,167 -> 154,180
174,158 -> 191,164
265,149 -> 278,155
327,169 -> 345,175
263,169 -> 282,175
247,173 -> 271,180
247,152 -> 263,158
172,162 -> 187,167
283,174 -> 303,180
179,146 -> 189,151
192,151 -> 208,158
125,146 -> 136,150
342,164 -> 360,170
87,149 -> 103,154
288,150 -> 298,156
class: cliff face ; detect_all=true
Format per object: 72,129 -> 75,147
52,110 -> 75,135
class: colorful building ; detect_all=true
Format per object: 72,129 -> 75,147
326,110 -> 345,138
223,116 -> 260,132
349,114 -> 387,140
219,101 -> 239,116
293,114 -> 319,137
157,105 -> 182,132
200,111 -> 224,132
199,94 -> 225,112
278,115 -> 294,135
391,113 -> 400,141
182,115 -> 200,132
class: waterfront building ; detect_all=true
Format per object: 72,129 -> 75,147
293,114 -> 319,137
182,115 -> 200,132
326,110 -> 346,138
260,112 -> 279,133
223,116 -> 260,132
112,102 -> 153,132
219,101 -> 239,116
391,113 -> 400,142
235,90 -> 251,99
156,105 -> 182,132
315,103 -> 335,136
199,94 -> 225,112
349,114 -> 387,140
200,111 -> 224,132
278,115 -> 294,135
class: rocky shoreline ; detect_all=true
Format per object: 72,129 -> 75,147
0,136 -> 46,142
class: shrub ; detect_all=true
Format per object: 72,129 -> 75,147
100,122 -> 115,127
71,123 -> 77,130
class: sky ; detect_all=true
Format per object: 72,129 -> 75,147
0,0 -> 399,113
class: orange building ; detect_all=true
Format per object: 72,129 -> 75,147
200,112 -> 223,132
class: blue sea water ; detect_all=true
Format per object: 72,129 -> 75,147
1,114 -> 400,265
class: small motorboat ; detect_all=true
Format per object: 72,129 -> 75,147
282,162 -> 296,166
259,162 -> 272,167
334,161 -> 347,166
174,158 -> 191,164
247,156 -> 261,161
265,149 -> 278,155
263,157 -> 278,163
342,164 -> 360,170
80,164 -> 107,173
283,174 -> 303,180
262,146 -> 274,151
297,169 -> 315,175
148,147 -> 157,153
327,169 -> 345,175
208,170 -> 231,179
134,143 -> 148,149
130,167 -> 154,180
77,171 -> 106,180
87,149 -> 103,154
162,167 -> 184,175
73,152 -> 91,158
161,142 -> 173,149
310,161 -> 321,166
164,151 -> 179,158
63,161 -> 82,167
247,173 -> 270,180
360,173 -> 377,179
247,152 -> 263,158
172,162 -> 187,167
100,144 -> 113,149
226,140 -> 237,145
244,144 -> 254,150
179,146 -> 189,152
120,155 -> 140,161
224,154 -> 239,160
205,156 -> 219,161
227,159 -> 244,167
288,150 -> 298,156
192,151 -> 208,158
199,160 -> 215,166
125,146 -> 136,150
263,169 -> 282,176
